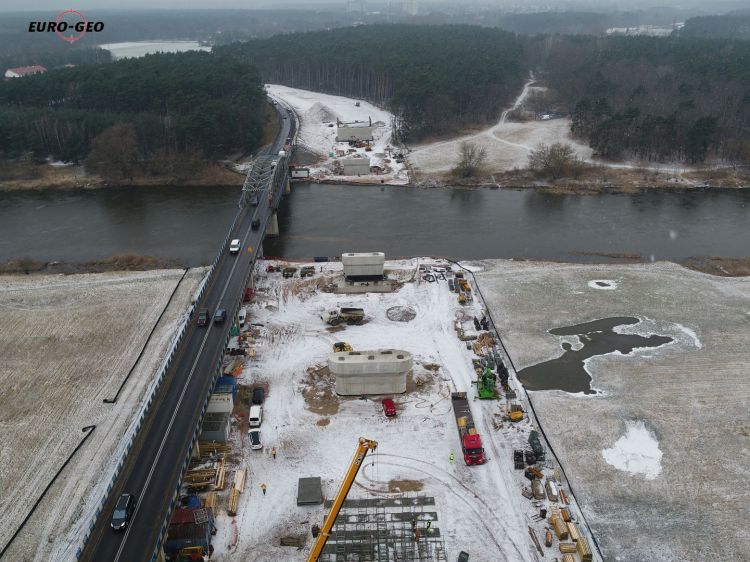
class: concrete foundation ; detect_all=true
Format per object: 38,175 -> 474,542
334,280 -> 395,294
267,211 -> 279,236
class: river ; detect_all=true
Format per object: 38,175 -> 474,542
0,184 -> 748,266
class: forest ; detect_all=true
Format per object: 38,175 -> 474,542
217,25 -> 525,141
536,35 -> 750,162
0,51 -> 266,172
678,12 -> 750,40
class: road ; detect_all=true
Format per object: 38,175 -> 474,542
80,101 -> 295,562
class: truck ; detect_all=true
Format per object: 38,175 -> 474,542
321,307 -> 365,326
451,392 -> 486,465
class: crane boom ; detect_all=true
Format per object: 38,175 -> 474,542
306,437 -> 378,562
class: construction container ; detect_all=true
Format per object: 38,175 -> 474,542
531,479 -> 545,500
561,507 -> 572,522
562,554 -> 576,562
567,521 -> 582,542
577,537 -> 593,562
559,542 -> 577,554
545,480 -> 559,502
551,515 -> 569,540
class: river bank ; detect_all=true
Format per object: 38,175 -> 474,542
0,160 -> 243,191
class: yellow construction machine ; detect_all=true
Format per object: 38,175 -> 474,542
306,437 -> 378,562
332,341 -> 353,353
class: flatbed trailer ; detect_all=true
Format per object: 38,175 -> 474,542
451,392 -> 486,465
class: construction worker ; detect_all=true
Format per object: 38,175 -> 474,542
426,521 -> 432,529
261,483 -> 267,496
271,447 -> 277,459
449,451 -> 455,464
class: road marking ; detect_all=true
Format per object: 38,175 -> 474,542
114,214 -> 258,562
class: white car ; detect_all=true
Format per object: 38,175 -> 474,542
248,429 -> 262,450
238,307 -> 247,326
229,239 -> 241,255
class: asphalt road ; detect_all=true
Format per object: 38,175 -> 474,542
80,102 -> 294,562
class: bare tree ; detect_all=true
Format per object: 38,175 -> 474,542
87,123 -> 140,182
454,141 -> 487,178
528,142 -> 584,180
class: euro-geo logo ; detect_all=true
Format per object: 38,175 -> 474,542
28,9 -> 104,44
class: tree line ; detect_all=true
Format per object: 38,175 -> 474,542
0,51 -> 266,176
534,35 -> 750,163
217,25 -> 525,141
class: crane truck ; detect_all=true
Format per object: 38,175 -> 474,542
451,392 -> 486,465
306,437 -> 378,562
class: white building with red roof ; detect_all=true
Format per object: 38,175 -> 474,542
4,65 -> 47,79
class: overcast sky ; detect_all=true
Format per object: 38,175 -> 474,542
0,0 -> 743,12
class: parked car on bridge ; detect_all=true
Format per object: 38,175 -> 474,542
252,218 -> 260,230
213,309 -> 226,324
229,239 -> 241,254
197,308 -> 210,327
248,428 -> 263,450
110,493 -> 135,531
250,195 -> 259,206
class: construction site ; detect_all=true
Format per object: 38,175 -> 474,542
167,256 -> 600,562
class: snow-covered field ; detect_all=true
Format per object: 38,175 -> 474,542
0,268 -> 206,561
210,259 -> 597,562
408,80 -> 593,176
266,84 -> 409,185
475,259 -> 750,561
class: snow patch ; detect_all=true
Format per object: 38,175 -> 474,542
602,421 -> 662,479
675,323 -> 702,349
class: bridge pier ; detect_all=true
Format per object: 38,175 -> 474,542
267,211 -> 279,236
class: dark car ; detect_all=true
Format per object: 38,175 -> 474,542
250,195 -> 259,206
213,309 -> 226,324
252,387 -> 265,405
382,398 -> 397,417
457,552 -> 469,562
110,493 -> 135,531
251,218 -> 260,230
197,308 -> 210,327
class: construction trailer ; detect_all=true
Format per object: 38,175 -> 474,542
329,350 -> 411,395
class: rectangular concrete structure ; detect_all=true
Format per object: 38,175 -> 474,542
329,350 -> 411,395
297,477 -> 323,506
200,412 -> 230,443
336,121 -> 374,142
342,252 -> 385,279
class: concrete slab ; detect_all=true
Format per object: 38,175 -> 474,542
297,477 -> 323,506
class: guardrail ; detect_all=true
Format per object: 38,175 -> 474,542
75,204 -> 246,560
76,101 -> 299,561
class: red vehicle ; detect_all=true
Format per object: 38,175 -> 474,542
243,288 -> 253,302
382,398 -> 396,417
451,392 -> 486,465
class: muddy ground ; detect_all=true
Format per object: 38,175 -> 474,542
474,259 -> 750,561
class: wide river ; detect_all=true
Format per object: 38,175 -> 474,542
1,184 -> 748,266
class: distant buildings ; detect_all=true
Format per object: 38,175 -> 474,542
4,65 -> 47,79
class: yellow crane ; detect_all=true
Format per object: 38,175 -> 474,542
306,437 -> 378,562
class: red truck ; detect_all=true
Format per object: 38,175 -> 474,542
451,392 -> 486,465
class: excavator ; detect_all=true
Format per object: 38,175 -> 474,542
306,437 -> 378,562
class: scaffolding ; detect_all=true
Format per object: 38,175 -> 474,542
319,495 -> 448,562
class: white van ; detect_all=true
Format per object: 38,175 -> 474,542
238,308 -> 247,326
249,405 -> 263,427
